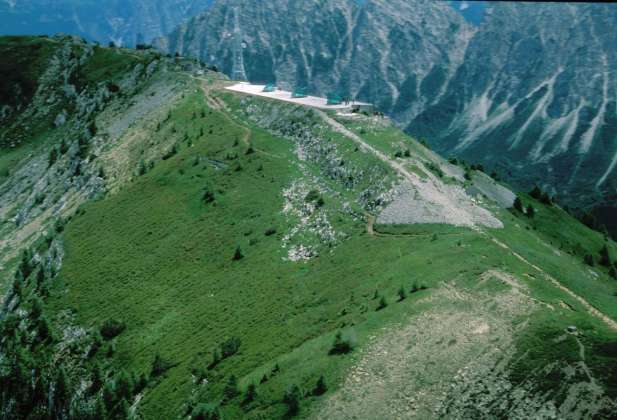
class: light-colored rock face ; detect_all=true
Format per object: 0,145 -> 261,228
161,0 -> 616,212
159,0 -> 472,110
0,0 -> 213,46
412,2 -> 617,210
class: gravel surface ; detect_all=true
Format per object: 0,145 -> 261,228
316,111 -> 503,229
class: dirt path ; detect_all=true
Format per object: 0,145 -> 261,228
489,235 -> 617,331
366,214 -> 375,235
366,214 -> 465,239
199,80 -> 283,159
316,110 -> 421,185
316,110 -> 502,229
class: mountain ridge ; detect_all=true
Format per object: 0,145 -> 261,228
1,36 -> 617,419
159,0 -> 616,224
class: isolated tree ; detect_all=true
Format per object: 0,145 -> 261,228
529,186 -> 542,199
90,363 -> 104,394
329,331 -> 351,355
526,204 -> 535,218
376,296 -> 388,311
580,212 -> 597,230
513,197 -> 524,212
89,329 -> 103,357
36,316 -> 52,342
136,372 -> 149,393
151,354 -> 170,377
221,337 -> 241,358
54,368 -> 70,412
313,375 -> 327,396
19,249 -> 33,279
138,160 -> 147,176
191,403 -> 220,420
232,246 -> 244,261
48,148 -> 58,167
609,266 -> 616,279
584,254 -> 595,267
244,383 -> 257,403
397,286 -> 407,302
100,319 -> 126,340
209,348 -> 221,369
540,192 -> 552,206
115,370 -> 134,401
283,384 -> 301,416
30,297 -> 43,320
599,244 -> 612,267
202,188 -> 215,204
223,375 -> 239,401
102,381 -> 116,410
59,139 -> 68,155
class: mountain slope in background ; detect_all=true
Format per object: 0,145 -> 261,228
449,1 -> 488,26
160,0 -> 616,228
1,36 -> 617,419
0,0 -> 213,46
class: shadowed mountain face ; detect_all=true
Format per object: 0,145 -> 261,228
0,0 -> 213,46
159,0 -> 616,217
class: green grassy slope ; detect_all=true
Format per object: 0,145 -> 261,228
2,40 -> 617,419
44,88 -> 617,418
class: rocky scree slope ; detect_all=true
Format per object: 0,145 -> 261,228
0,35 -> 218,419
0,35 -> 207,285
160,0 -> 617,222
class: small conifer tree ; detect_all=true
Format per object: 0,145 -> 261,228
313,375 -> 327,396
529,186 -> 542,199
599,244 -> 612,267
48,148 -> 58,167
232,246 -> 244,261
283,385 -> 301,416
329,331 -> 352,355
244,383 -> 256,403
584,254 -> 595,266
513,197 -> 523,212
526,204 -> 535,218
223,375 -> 239,401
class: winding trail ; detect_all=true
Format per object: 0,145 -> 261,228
199,78 -> 282,159
489,235 -> 617,331
316,110 -> 502,229
221,84 -> 617,333
325,106 -> 617,331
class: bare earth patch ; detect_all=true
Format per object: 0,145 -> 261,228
312,271 -> 616,419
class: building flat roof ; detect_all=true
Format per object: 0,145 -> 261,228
225,83 -> 371,110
